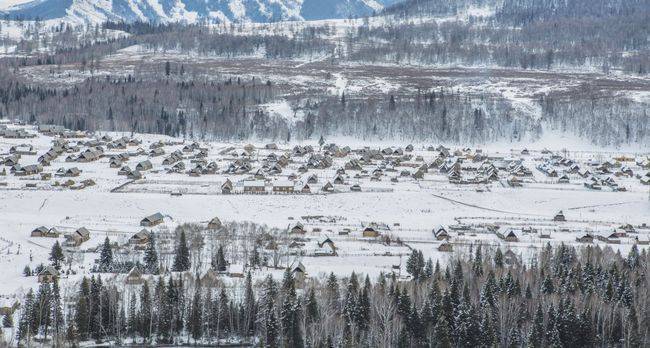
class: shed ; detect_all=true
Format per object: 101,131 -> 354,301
221,179 -> 233,194
141,213 -> 164,227
290,222 -> 305,234
124,267 -> 144,285
208,217 -> 222,229
130,229 -> 151,246
553,211 -> 566,222
136,160 -> 153,171
38,266 -> 60,283
362,227 -> 380,238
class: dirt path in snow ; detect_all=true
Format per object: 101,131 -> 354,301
430,193 -> 544,217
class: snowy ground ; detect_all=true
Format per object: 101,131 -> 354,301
0,121 -> 649,305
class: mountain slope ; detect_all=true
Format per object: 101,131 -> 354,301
1,0 -> 401,23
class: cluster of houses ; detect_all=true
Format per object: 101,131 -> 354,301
533,151 -> 648,191
37,124 -> 86,138
575,224 -> 650,245
4,120 -> 650,197
0,123 -> 34,139
30,225 -> 91,247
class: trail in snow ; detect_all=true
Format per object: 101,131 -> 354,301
430,193 -> 544,216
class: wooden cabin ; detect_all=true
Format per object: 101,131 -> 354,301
38,266 -> 60,283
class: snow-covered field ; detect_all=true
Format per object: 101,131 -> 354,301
0,120 -> 649,306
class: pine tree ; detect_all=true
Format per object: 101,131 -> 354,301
433,312 -> 452,348
610,307 -> 623,345
17,289 -> 35,345
389,95 -> 396,110
127,293 -> 137,339
51,278 -> 64,339
158,278 -> 174,343
204,289 -> 215,340
357,276 -> 371,330
3,311 -> 13,328
454,292 -> 478,347
626,305 -> 640,348
139,281 -> 152,340
216,288 -> 230,338
604,277 -> 615,302
305,287 -> 319,324
421,299 -> 436,339
626,244 -> 640,269
541,275 -> 555,294
396,290 -> 411,318
249,246 -> 261,269
266,306 -> 278,348
424,258 -> 434,278
406,250 -> 425,279
280,277 -> 302,347
172,230 -> 190,272
326,272 -> 340,310
143,233 -> 159,274
528,303 -> 544,348
494,248 -> 504,268
152,276 -> 165,337
214,245 -> 227,272
88,276 -> 101,339
49,241 -> 65,270
397,325 -> 409,348
525,283 -> 533,299
118,304 -> 127,342
35,282 -> 53,340
575,306 -> 595,347
75,278 -> 90,340
473,245 -> 484,277
479,311 -> 495,347
507,326 -> 521,348
547,321 -> 562,348
99,236 -> 113,272
174,276 -> 186,335
188,281 -> 202,342
65,320 -> 78,346
545,305 -> 563,347
408,302 -> 424,343
242,272 -> 256,336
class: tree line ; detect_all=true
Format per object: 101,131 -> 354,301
10,237 -> 649,347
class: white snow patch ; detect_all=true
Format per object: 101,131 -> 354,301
229,0 -> 247,20
260,99 -> 305,124
363,0 -> 384,12
0,0 -> 34,10
464,5 -> 495,19
328,73 -> 347,96
625,91 -> 650,104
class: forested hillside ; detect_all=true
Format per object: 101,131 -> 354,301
0,0 -> 647,145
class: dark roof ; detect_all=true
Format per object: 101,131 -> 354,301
142,213 -> 164,223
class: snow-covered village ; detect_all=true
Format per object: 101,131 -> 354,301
0,119 -> 648,346
0,0 -> 649,347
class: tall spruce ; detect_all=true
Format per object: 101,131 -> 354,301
172,230 -> 191,272
99,236 -> 113,272
242,272 -> 256,336
214,245 -> 227,272
188,279 -> 203,342
280,270 -> 302,347
49,241 -> 65,270
143,233 -> 159,274
139,281 -> 152,340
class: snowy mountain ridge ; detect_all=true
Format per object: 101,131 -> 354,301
0,0 -> 403,24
